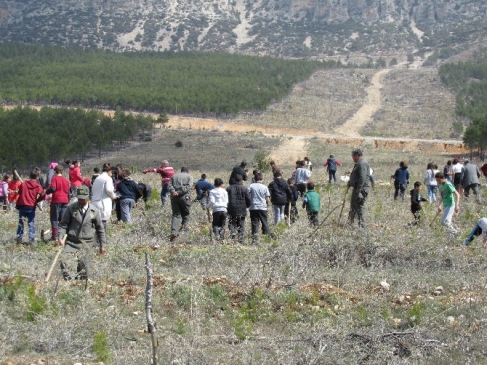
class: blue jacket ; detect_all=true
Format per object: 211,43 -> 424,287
195,179 -> 214,200
393,167 -> 409,185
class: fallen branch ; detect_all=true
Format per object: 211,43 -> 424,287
145,252 -> 158,365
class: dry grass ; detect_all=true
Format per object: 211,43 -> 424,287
234,69 -> 376,132
1,139 -> 486,364
364,69 -> 458,139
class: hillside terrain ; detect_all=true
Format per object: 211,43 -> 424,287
0,0 -> 486,59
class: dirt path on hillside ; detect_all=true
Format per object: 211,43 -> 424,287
334,68 -> 391,137
268,136 -> 308,165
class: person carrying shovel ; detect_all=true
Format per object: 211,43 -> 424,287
57,186 -> 106,281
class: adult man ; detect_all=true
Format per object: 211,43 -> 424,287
91,163 -> 118,243
168,166 -> 194,241
58,186 -> 106,280
347,148 -> 371,228
229,160 -> 248,185
143,160 -> 175,206
323,154 -> 342,184
194,173 -> 214,210
294,160 -> 311,197
462,159 -> 481,202
435,172 -> 460,234
45,165 -> 70,241
16,170 -> 45,244
227,174 -> 251,243
248,172 -> 271,243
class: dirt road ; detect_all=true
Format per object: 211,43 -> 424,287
334,68 -> 390,137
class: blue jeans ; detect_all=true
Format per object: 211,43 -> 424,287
160,184 -> 169,206
427,185 -> 437,203
17,207 -> 36,243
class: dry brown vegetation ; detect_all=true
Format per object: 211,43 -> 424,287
1,136 -> 486,364
234,69 -> 376,133
1,63 -> 482,364
366,69 -> 459,139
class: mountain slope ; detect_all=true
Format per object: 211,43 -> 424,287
0,0 -> 486,58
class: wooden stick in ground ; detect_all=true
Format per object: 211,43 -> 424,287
45,234 -> 67,283
287,202 -> 291,227
337,187 -> 350,225
145,252 -> 158,365
429,210 -> 441,227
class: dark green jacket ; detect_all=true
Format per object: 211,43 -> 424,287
303,190 -> 320,213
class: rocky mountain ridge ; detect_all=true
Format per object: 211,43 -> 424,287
0,0 -> 486,58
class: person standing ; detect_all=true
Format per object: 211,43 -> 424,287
424,163 -> 439,203
208,178 -> 228,240
443,160 -> 454,183
323,154 -> 342,184
16,170 -> 45,244
248,172 -> 271,243
268,170 -> 292,225
116,169 -> 142,224
68,160 -> 83,199
194,174 -> 214,210
347,148 -> 371,228
461,159 -> 481,202
392,161 -> 410,201
91,163 -> 118,243
303,157 -> 313,171
452,158 -> 464,191
303,182 -> 320,226
58,186 -> 106,281
294,160 -> 311,197
229,160 -> 248,185
45,165 -> 70,241
285,178 -> 299,224
143,160 -> 175,207
409,181 -> 427,226
226,174 -> 251,243
168,166 -> 194,241
0,175 -> 9,211
8,169 -> 22,211
435,172 -> 460,234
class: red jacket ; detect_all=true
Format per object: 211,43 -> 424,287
8,180 -> 21,203
16,180 -> 44,208
49,175 -> 70,204
69,166 -> 83,187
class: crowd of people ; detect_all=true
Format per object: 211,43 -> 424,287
2,150 -> 487,280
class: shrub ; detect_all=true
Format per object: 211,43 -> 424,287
92,331 -> 111,362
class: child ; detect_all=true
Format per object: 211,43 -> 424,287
435,172 -> 460,234
409,181 -> 427,226
302,182 -> 320,226
208,178 -> 228,240
462,218 -> 487,246
285,178 -> 299,224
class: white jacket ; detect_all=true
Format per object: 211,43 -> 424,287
208,187 -> 228,213
91,172 -> 117,221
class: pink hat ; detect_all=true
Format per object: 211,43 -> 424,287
49,162 -> 59,169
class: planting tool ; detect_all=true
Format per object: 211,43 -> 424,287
45,234 -> 67,283
337,186 -> 350,225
